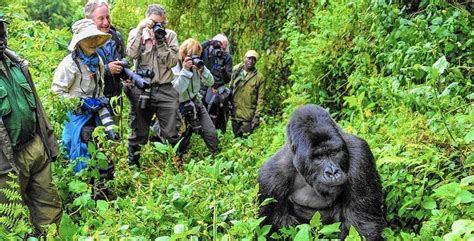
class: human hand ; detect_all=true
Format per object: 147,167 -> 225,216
137,18 -> 154,31
108,60 -> 124,75
183,56 -> 193,71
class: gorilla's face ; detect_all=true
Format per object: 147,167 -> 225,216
288,105 -> 349,195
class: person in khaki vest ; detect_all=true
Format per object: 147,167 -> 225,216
125,4 -> 180,166
230,50 -> 265,137
0,12 -> 62,236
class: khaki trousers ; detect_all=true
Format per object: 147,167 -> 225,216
0,135 -> 62,233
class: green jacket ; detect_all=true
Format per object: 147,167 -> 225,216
0,49 -> 59,173
230,63 -> 265,122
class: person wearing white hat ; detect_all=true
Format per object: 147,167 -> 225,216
230,49 -> 265,137
199,33 -> 233,133
51,19 -> 115,173
0,11 -> 62,237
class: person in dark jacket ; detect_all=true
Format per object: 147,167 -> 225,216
0,13 -> 62,236
200,34 -> 233,132
85,0 -> 126,101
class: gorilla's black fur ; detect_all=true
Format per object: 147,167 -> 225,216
258,104 -> 386,240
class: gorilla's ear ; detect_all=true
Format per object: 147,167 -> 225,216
287,122 -> 298,154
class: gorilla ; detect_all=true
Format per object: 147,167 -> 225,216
258,104 -> 386,240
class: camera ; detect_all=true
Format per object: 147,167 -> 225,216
211,41 -> 224,58
191,55 -> 204,69
138,90 -> 151,110
120,59 -> 152,90
153,22 -> 167,41
181,101 -> 201,131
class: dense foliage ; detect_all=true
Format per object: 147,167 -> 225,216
0,0 -> 472,240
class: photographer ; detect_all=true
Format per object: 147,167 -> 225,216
52,19 -> 115,172
125,4 -> 180,166
200,34 -> 233,132
84,0 -> 126,106
172,39 -> 219,156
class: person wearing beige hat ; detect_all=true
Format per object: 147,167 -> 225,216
0,12 -> 62,236
52,19 -> 116,175
230,50 -> 265,137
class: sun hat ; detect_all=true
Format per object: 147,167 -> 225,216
68,19 -> 110,51
244,50 -> 259,61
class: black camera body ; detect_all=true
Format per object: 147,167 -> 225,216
191,55 -> 204,69
211,41 -> 224,58
181,101 -> 201,132
153,23 -> 167,41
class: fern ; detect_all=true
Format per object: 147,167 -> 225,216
0,173 -> 30,238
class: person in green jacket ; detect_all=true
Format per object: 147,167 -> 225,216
230,50 -> 265,137
0,13 -> 62,236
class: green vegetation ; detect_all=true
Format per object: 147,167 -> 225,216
0,0 -> 472,240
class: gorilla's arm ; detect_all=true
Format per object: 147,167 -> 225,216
339,134 -> 386,241
258,145 -> 300,230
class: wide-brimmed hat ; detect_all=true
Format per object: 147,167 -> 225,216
68,19 -> 110,51
0,11 -> 9,24
244,50 -> 259,61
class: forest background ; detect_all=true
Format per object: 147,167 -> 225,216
0,0 -> 472,240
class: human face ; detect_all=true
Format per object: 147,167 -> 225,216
0,22 -> 7,56
244,56 -> 256,71
149,13 -> 165,25
91,4 -> 111,33
78,36 -> 101,56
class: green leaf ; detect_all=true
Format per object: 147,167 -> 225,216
310,212 -> 321,227
96,200 -> 108,215
68,180 -> 88,194
421,198 -> 437,210
346,226 -> 362,241
464,130 -> 474,144
460,176 -> 474,187
294,224 -> 310,241
457,190 -> 474,204
59,214 -> 78,239
174,224 -> 185,234
319,222 -> 341,236
432,56 -> 448,74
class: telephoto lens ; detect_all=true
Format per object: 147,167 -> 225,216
98,107 -> 117,140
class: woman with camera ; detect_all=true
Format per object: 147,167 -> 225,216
52,19 -> 116,173
172,38 -> 219,156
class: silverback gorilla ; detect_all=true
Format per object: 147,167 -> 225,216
258,104 -> 386,240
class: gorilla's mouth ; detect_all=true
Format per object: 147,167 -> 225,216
319,175 -> 347,187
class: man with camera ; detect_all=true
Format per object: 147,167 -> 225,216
126,4 -> 180,166
230,50 -> 265,137
0,12 -> 62,236
84,0 -> 126,107
200,34 -> 233,132
172,38 -> 219,157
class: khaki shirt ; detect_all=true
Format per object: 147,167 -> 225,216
52,53 -> 105,98
126,28 -> 179,84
